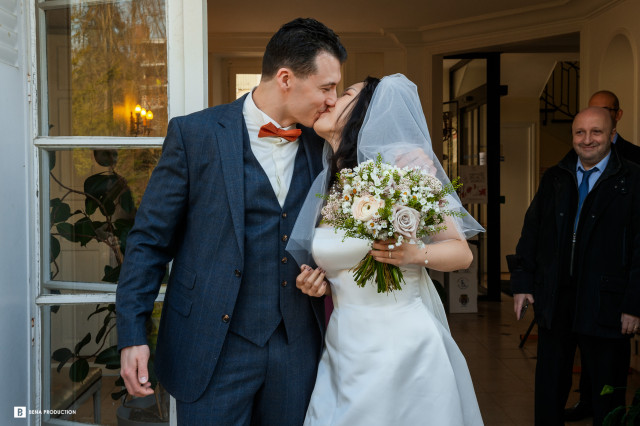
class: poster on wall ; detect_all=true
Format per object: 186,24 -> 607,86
459,165 -> 488,204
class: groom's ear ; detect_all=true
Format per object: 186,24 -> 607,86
275,67 -> 293,91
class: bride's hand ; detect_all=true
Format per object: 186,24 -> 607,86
296,265 -> 331,297
370,239 -> 424,266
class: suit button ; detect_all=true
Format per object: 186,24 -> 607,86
222,314 -> 230,323
282,280 -> 288,287
234,269 -> 241,277
281,257 -> 288,264
282,235 -> 288,242
282,212 -> 288,218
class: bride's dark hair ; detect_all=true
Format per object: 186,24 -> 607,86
329,76 -> 381,185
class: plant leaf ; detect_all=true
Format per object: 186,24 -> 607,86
74,332 -> 91,355
102,265 -> 121,283
601,385 -> 616,396
96,321 -> 109,343
50,236 -> 61,262
120,190 -> 134,213
56,222 -> 75,242
69,358 -> 89,382
50,200 -> 72,224
73,217 -> 97,246
49,151 -> 56,170
603,405 -> 625,426
95,345 -> 120,365
52,347 -> 73,362
87,306 -> 109,321
52,348 -> 73,371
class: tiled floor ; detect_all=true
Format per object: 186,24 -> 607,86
68,294 -> 640,425
450,295 -> 640,426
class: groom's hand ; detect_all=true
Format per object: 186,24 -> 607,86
296,265 -> 330,297
121,345 -> 154,397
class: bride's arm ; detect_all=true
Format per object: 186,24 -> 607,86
370,216 -> 473,272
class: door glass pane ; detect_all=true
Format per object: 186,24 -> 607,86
44,302 -> 168,425
46,148 -> 162,289
40,0 -> 167,137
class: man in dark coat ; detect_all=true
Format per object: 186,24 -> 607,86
565,90 -> 640,421
511,107 -> 640,426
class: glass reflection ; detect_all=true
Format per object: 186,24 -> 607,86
42,0 -> 167,137
47,148 -> 161,285
45,302 -> 168,425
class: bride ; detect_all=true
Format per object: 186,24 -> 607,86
287,74 -> 485,425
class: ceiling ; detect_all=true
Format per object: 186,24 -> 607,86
206,0 -> 604,35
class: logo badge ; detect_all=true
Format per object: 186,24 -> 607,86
14,407 -> 26,418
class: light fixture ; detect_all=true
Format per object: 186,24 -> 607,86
130,103 -> 153,136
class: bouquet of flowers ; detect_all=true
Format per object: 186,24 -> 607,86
320,154 -> 463,293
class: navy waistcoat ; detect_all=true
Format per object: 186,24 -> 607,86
229,131 -> 315,346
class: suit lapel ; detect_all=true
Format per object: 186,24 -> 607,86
215,96 -> 247,257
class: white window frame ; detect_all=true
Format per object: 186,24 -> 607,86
29,0 -> 207,424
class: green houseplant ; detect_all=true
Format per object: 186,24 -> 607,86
49,149 -> 169,423
602,385 -> 640,426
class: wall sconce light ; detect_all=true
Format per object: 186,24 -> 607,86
130,104 -> 154,136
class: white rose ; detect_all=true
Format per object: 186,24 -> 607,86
351,195 -> 383,221
392,205 -> 421,239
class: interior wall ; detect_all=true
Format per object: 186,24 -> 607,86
581,0 -> 639,143
207,33 -> 408,108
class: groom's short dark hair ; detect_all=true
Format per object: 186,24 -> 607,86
261,18 -> 347,79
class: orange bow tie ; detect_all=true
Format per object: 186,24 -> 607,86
258,122 -> 301,142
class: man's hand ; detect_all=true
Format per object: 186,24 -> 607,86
513,293 -> 535,320
296,265 -> 330,297
621,313 -> 640,335
120,345 -> 154,397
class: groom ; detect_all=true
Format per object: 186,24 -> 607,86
116,18 -> 346,425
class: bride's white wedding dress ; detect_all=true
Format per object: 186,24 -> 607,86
304,227 -> 484,426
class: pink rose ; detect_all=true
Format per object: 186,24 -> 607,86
351,196 -> 383,221
392,205 -> 421,239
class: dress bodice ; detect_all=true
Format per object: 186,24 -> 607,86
311,227 -> 423,308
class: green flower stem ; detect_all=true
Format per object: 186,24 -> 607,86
351,253 -> 405,293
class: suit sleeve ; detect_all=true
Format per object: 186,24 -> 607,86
116,117 -> 190,350
510,176 -> 549,295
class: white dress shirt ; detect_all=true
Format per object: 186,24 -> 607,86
243,90 -> 300,207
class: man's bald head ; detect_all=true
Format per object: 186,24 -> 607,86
588,90 -> 623,126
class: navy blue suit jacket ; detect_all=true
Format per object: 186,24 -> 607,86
116,95 -> 326,402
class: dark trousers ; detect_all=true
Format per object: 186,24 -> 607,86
577,354 -> 592,406
176,322 -> 321,426
535,288 -> 630,426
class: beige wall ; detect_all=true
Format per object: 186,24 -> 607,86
581,0 -> 639,143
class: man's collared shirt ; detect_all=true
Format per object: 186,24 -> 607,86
243,90 -> 299,207
576,151 -> 611,194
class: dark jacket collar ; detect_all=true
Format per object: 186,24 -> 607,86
557,144 -> 624,184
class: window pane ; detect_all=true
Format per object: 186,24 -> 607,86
45,302 -> 168,425
40,0 -> 167,137
46,148 -> 162,288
